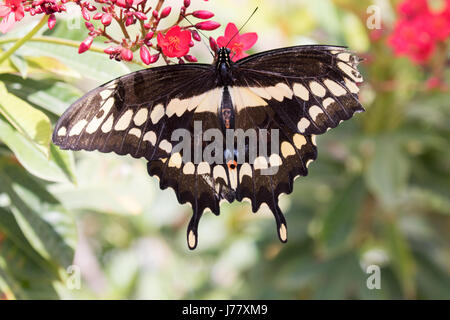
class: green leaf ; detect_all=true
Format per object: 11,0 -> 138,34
0,117 -> 76,183
26,56 -> 80,79
320,177 -> 367,251
18,42 -> 130,83
9,54 -> 28,78
0,74 -> 81,116
0,82 -> 52,156
365,136 -> 410,207
384,221 -> 416,298
0,162 -> 77,269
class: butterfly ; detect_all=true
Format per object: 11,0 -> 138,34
52,45 -> 364,250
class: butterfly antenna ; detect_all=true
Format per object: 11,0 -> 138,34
226,7 -> 259,48
181,14 -> 215,58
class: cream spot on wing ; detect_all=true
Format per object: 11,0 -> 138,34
99,90 -> 111,100
133,108 -> 148,126
338,62 -> 363,83
230,87 -> 268,111
309,81 -> 326,97
254,156 -> 268,170
239,163 -> 252,181
279,223 -> 287,242
196,88 -> 222,113
159,139 -> 172,153
309,105 -> 323,121
293,83 -> 309,101
186,92 -> 207,111
337,52 -> 351,62
228,166 -> 238,189
101,114 -> 114,133
306,159 -> 314,168
69,119 -> 88,136
143,131 -> 157,145
169,152 -> 182,168
150,104 -> 165,124
323,97 -> 336,109
269,154 -> 282,167
248,86 -> 271,100
114,110 -> 134,131
297,117 -> 310,133
166,98 -> 187,118
344,78 -> 360,94
266,83 -> 292,102
57,127 -> 67,136
213,165 -> 227,181
197,162 -> 210,175
293,134 -> 307,149
188,230 -> 196,249
311,135 -> 317,146
324,79 -> 347,96
86,97 -> 114,134
183,162 -> 195,175
128,128 -> 141,138
281,141 -> 295,158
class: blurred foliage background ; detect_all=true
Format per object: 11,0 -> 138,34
0,0 -> 449,299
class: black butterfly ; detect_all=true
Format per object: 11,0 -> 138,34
52,45 -> 364,249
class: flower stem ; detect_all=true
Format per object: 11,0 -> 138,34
0,36 -> 147,67
0,15 -> 49,65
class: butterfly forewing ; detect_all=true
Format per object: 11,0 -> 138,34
52,64 -> 219,160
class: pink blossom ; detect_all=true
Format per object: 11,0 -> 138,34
0,0 -> 24,34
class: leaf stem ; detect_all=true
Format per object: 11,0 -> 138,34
0,15 -> 49,65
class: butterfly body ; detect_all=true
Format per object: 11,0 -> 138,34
53,45 -> 364,249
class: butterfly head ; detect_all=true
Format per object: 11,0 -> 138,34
216,47 -> 233,84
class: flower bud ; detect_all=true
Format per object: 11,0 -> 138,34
149,53 -> 160,64
81,7 -> 90,20
143,23 -> 151,29
78,36 -> 94,54
85,21 -> 94,31
140,46 -> 151,65
192,10 -> 214,19
191,30 -> 201,42
125,16 -> 135,26
209,36 -> 218,52
48,14 -> 56,30
104,46 -> 119,54
152,10 -> 159,19
145,31 -> 154,41
134,12 -> 147,21
101,13 -> 112,26
195,21 -> 220,31
93,12 -> 103,20
121,48 -> 133,61
184,54 -> 198,63
160,6 -> 171,19
183,0 -> 190,8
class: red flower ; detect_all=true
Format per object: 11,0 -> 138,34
157,25 -> 191,58
216,23 -> 257,62
388,0 -> 450,64
0,0 -> 24,34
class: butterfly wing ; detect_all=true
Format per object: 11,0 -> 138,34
52,64 -> 218,161
233,45 -> 364,135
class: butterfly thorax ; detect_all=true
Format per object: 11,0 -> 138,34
216,47 -> 233,86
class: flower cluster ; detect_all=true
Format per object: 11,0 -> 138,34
388,0 -> 450,64
0,0 -> 259,65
